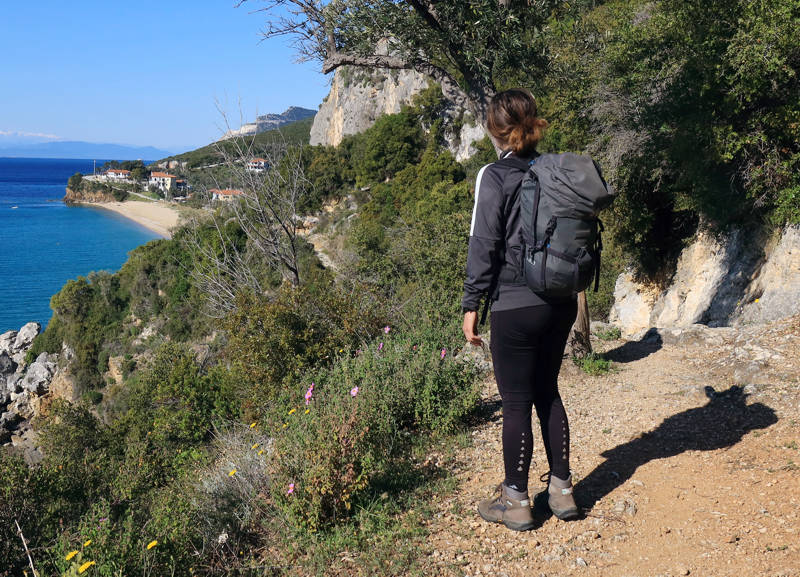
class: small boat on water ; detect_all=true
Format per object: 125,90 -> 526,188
11,206 -> 18,209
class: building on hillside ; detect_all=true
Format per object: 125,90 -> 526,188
106,168 -> 131,181
247,158 -> 268,172
175,178 -> 188,191
149,171 -> 178,191
210,188 -> 243,202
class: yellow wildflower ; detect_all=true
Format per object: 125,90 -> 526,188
258,449 -> 264,456
78,560 -> 96,574
249,422 -> 257,429
251,443 -> 259,449
304,408 -> 310,414
282,423 -> 288,429
228,469 -> 237,477
339,349 -> 344,353
65,550 -> 79,561
147,540 -> 158,550
288,408 -> 296,415
83,539 -> 92,547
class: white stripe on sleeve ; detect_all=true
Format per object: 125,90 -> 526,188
469,164 -> 490,236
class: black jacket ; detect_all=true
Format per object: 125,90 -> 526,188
462,152 -> 546,313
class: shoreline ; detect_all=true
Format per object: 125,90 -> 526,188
80,200 -> 181,239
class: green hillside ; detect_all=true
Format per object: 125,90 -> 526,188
160,116 -> 314,168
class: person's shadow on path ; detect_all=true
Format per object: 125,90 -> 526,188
536,385 -> 777,518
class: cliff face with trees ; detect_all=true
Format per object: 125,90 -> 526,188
1,1 -> 798,575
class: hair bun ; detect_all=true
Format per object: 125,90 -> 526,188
487,89 -> 547,156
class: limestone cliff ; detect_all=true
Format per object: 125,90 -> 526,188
223,107 -> 316,140
310,66 -> 486,161
310,67 -> 429,146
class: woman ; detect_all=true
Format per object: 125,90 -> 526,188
462,89 -> 578,531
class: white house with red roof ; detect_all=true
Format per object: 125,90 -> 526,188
149,171 -> 178,191
210,188 -> 243,202
247,158 -> 268,172
106,168 -> 131,181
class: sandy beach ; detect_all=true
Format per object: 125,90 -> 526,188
86,200 -> 181,239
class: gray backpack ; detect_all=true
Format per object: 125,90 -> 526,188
499,153 -> 615,297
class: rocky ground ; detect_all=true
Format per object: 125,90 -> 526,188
419,315 -> 800,577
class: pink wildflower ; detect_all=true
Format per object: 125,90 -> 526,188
304,383 -> 315,405
440,348 -> 447,360
287,483 -> 295,495
378,342 -> 384,352
384,325 -> 391,334
350,386 -> 359,397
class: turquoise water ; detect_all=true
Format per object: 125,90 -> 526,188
0,157 -> 161,333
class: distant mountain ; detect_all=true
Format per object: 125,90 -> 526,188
0,140 -> 174,160
221,106 -> 316,140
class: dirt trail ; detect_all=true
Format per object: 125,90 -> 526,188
421,316 -> 800,577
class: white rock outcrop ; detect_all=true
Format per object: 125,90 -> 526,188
610,225 -> 800,337
0,323 -> 69,462
738,226 -> 800,325
310,67 -> 430,146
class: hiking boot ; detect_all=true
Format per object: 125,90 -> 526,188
478,484 -> 536,531
548,473 -> 579,520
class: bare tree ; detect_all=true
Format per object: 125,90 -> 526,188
184,112 -> 313,316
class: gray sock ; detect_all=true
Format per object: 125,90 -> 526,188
504,483 -> 529,501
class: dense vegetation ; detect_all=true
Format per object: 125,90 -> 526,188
539,0 -> 800,277
2,0 -> 797,574
2,90 -> 485,576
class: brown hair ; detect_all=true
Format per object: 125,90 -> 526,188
487,89 -> 548,157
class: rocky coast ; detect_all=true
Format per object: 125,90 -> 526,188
0,323 -> 73,463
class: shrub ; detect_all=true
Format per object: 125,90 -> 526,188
223,281 -> 387,405
268,325 -> 481,530
67,172 -> 83,190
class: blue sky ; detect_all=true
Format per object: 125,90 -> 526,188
0,0 -> 330,152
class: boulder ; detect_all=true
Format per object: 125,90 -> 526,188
13,322 -> 40,352
9,391 -> 33,420
1,410 -> 21,429
5,373 -> 22,394
0,351 -> 16,376
21,358 -> 55,395
0,330 -> 17,354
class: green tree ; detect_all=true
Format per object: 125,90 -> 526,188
243,0 -> 566,128
67,172 -> 83,190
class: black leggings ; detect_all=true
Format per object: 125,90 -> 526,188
490,302 -> 577,492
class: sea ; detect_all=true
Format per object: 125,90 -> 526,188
0,157 -> 161,334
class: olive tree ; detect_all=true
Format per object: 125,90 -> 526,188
240,0 -> 564,128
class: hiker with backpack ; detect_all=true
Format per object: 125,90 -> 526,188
462,89 -> 614,531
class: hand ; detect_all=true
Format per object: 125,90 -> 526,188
462,311 -> 483,346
